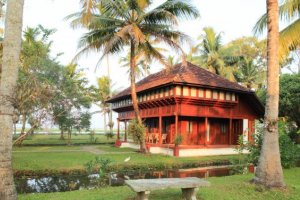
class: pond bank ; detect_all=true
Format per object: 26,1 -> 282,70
14,159 -> 232,177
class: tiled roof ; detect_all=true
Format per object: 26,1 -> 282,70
109,62 -> 252,102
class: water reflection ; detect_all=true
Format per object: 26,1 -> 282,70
15,165 -> 245,194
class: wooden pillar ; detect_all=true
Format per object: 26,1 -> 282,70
159,116 -> 162,144
117,118 -> 120,140
124,120 -> 127,142
229,118 -> 232,145
175,113 -> 178,141
204,117 -> 208,146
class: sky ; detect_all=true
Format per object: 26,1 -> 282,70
22,0 -> 267,129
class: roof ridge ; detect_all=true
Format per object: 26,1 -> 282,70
108,61 -> 252,102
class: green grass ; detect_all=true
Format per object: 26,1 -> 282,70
18,168 -> 300,200
13,146 -> 82,151
12,144 -> 239,173
15,134 -> 115,145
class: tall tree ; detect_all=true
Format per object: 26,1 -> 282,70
234,59 -> 265,89
253,0 -> 285,188
254,0 -> 300,73
94,76 -> 111,135
69,0 -> 199,152
194,27 -> 241,81
0,0 -> 24,199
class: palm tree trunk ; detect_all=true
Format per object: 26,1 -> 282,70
130,41 -> 147,152
107,56 -> 114,134
0,0 -> 24,199
253,0 -> 285,188
103,112 -> 107,136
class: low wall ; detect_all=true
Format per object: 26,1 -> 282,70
116,141 -> 248,157
178,148 -> 248,157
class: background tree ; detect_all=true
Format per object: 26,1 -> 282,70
192,27 -> 241,81
233,59 -> 265,89
0,0 -> 24,199
52,64 -> 92,143
93,76 -> 111,136
68,0 -> 199,152
253,0 -> 285,188
279,73 -> 300,128
16,26 -> 55,135
224,37 -> 267,89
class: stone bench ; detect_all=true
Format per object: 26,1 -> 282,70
125,177 -> 210,200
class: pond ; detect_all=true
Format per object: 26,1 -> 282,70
15,165 -> 252,194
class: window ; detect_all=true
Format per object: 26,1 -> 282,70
232,93 -> 236,101
205,89 -> 211,98
183,86 -> 189,96
212,90 -> 218,99
225,92 -> 231,100
176,86 -> 181,96
155,91 -> 159,99
219,92 -> 225,100
191,87 -> 197,97
198,88 -> 204,98
165,87 -> 169,97
151,92 -> 155,100
160,88 -> 164,98
186,121 -> 193,133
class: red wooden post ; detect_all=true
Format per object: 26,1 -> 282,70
159,116 -> 162,144
124,120 -> 127,142
117,118 -> 120,140
175,113 -> 178,142
204,117 -> 208,146
229,118 -> 232,145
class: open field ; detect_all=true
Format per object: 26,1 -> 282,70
19,168 -> 300,200
14,134 -> 116,145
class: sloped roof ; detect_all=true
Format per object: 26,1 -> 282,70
109,62 -> 253,102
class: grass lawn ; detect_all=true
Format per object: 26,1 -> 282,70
12,145 -> 239,173
19,168 -> 300,200
15,134 -> 115,145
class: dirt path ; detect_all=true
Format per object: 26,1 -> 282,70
80,146 -> 105,155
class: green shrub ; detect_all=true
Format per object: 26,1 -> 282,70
279,134 -> 300,168
127,119 -> 146,144
247,121 -> 300,168
174,135 -> 183,146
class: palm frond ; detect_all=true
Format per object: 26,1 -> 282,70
279,18 -> 300,61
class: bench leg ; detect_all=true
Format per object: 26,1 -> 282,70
181,188 -> 198,200
136,191 -> 150,200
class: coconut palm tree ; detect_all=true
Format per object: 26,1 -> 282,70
198,27 -> 225,75
0,0 -> 24,199
253,0 -> 285,188
68,0 -> 199,152
234,59 -> 265,89
195,27 -> 240,81
95,76 -> 111,135
254,0 -> 300,72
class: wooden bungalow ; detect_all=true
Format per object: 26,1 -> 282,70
108,62 -> 264,157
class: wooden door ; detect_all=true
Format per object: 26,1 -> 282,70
197,118 -> 205,145
209,119 -> 229,145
